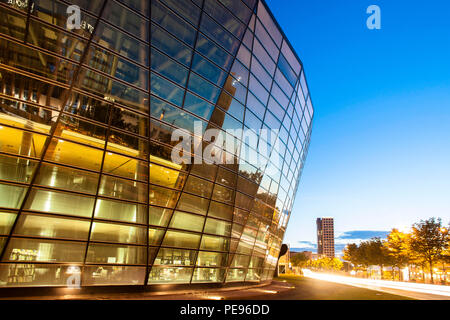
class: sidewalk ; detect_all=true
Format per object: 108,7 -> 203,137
2,281 -> 295,300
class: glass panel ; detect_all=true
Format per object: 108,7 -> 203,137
151,48 -> 189,87
0,263 -> 80,287
192,267 -> 225,283
153,248 -> 196,266
196,34 -> 233,71
149,206 -> 173,227
148,266 -> 193,283
83,265 -> 145,285
0,127 -> 47,158
86,243 -> 146,264
196,251 -> 227,267
103,152 -> 148,182
3,238 -> 85,263
183,175 -> 213,198
200,235 -> 229,251
162,231 -> 200,249
98,175 -> 147,203
226,268 -> 246,282
212,184 -> 234,205
94,199 -> 147,224
0,155 -> 37,183
183,92 -> 214,120
188,73 -> 221,104
0,184 -> 27,209
151,73 -> 185,107
169,211 -> 204,233
90,222 -> 146,244
149,228 -> 165,246
151,23 -> 192,67
208,201 -> 233,221
151,0 -> 196,46
204,218 -> 231,236
34,163 -> 99,194
176,193 -> 209,215
257,1 -> 282,46
24,189 -> 95,218
192,53 -> 227,87
0,212 -> 16,235
231,254 -> 250,268
149,185 -> 180,208
159,0 -> 200,25
149,163 -> 184,190
14,214 -> 90,240
44,138 -> 104,171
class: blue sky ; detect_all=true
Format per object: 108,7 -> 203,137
265,0 -> 450,253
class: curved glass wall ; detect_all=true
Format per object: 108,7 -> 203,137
0,0 -> 313,288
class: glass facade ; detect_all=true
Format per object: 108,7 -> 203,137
0,0 -> 313,288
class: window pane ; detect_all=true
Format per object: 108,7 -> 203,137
183,175 -> 213,198
44,138 -> 104,171
94,199 -> 147,224
0,155 -> 37,183
151,48 -> 189,87
0,184 -> 26,209
151,0 -> 196,46
192,53 -> 227,87
86,243 -> 146,264
169,211 -> 205,233
0,263 -> 80,287
226,268 -> 246,282
151,73 -> 185,107
200,235 -> 229,251
0,127 -> 47,158
3,238 -> 85,263
83,265 -> 145,286
149,228 -> 165,246
188,73 -> 221,104
196,34 -> 233,71
24,189 -> 95,218
149,185 -> 180,208
149,206 -> 173,227
183,92 -> 214,120
153,248 -> 196,266
148,266 -> 193,284
34,163 -> 99,194
98,175 -> 147,203
0,212 -> 16,235
196,251 -> 228,267
14,214 -> 90,240
90,222 -> 147,244
151,23 -> 192,67
208,201 -> 233,220
176,193 -> 209,215
204,218 -> 231,236
162,231 -> 200,249
192,267 -> 225,283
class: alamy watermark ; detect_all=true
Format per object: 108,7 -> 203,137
367,5 -> 381,30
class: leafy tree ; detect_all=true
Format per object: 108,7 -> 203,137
290,252 -> 309,268
385,229 -> 411,280
409,218 -> 448,283
343,243 -> 363,267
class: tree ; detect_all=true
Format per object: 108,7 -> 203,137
409,218 -> 448,284
385,229 -> 411,280
290,252 -> 309,268
343,243 -> 363,268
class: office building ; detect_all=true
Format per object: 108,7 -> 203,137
0,0 -> 313,291
316,218 -> 334,258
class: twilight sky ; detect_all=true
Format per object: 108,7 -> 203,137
265,0 -> 450,253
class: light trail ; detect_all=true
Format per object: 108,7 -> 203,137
302,269 -> 450,298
